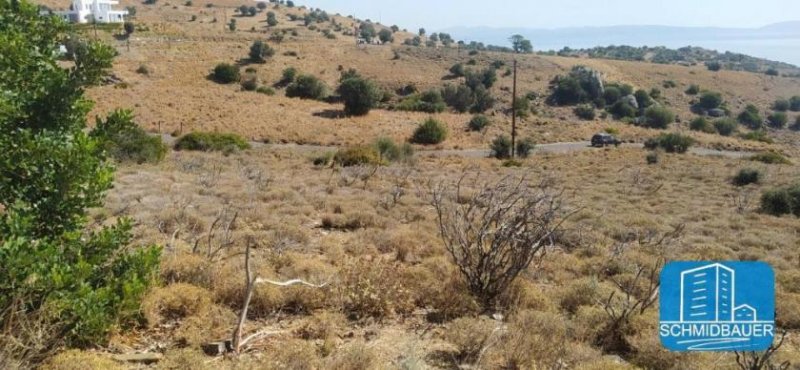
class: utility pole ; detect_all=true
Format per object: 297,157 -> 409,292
511,59 -> 517,159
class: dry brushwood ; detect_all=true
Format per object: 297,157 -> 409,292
230,240 -> 329,354
735,330 -> 790,370
596,259 -> 663,354
430,174 -> 572,310
192,205 -> 238,261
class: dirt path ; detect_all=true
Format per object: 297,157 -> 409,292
161,134 -> 754,159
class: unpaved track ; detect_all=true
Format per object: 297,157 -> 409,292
161,134 -> 753,159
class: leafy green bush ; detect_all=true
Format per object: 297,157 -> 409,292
603,86 -> 621,105
378,28 -> 393,43
286,74 -> 328,100
689,117 -> 715,133
373,137 -> 413,163
211,63 -> 239,84
0,3 -> 160,357
256,86 -> 275,95
643,105 -> 674,129
774,99 -> 790,112
737,104 -> 763,129
516,138 -> 535,158
644,133 -> 694,153
173,132 -> 251,152
470,85 -> 495,113
410,118 -> 447,144
249,40 -> 275,63
792,116 -> 800,131
441,84 -> 474,113
490,135 -> 512,159
449,63 -> 465,77
574,104 -> 595,120
767,112 -> 788,128
398,90 -> 446,113
761,184 -> 800,216
468,115 -> 490,132
608,100 -> 636,118
790,96 -> 800,112
646,151 -> 660,164
240,75 -> 258,91
741,130 -> 773,143
765,68 -> 779,76
635,89 -> 654,109
278,67 -> 297,86
697,91 -> 723,110
713,118 -> 737,136
732,168 -> 761,186
750,152 -> 791,165
338,75 -> 381,116
685,84 -> 700,95
706,61 -> 722,71
90,109 -> 166,164
333,146 -> 382,167
547,66 -> 604,106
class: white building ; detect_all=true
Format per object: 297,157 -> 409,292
49,0 -> 128,24
680,263 -> 734,322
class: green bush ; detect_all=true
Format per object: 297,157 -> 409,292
240,75 -> 258,91
90,109 -> 167,164
333,146 -> 382,167
256,86 -> 275,95
547,66 -> 604,106
689,117 -> 715,133
644,133 -> 694,153
286,74 -> 328,100
449,63 -> 465,77
732,168 -> 761,186
278,67 -> 297,86
516,138 -> 535,158
741,130 -> 773,143
249,40 -> 274,63
378,28 -> 393,43
603,86 -> 621,105
410,118 -> 447,144
774,99 -> 790,112
761,184 -> 800,216
266,11 -> 278,26
706,61 -> 722,71
643,105 -> 674,129
766,68 -> 779,76
0,2 -> 160,356
608,100 -> 636,118
468,115 -> 490,132
750,152 -> 791,165
373,137 -> 413,163
338,75 -> 381,116
792,116 -> 800,131
173,132 -> 251,152
635,89 -> 654,109
713,118 -> 737,136
697,91 -> 723,110
685,84 -> 700,95
398,90 -> 446,113
646,151 -> 660,164
574,104 -> 595,120
737,104 -> 763,129
441,84 -> 474,113
767,112 -> 788,128
470,85 -> 495,113
211,63 -> 239,84
490,135 -> 511,159
790,96 -> 800,112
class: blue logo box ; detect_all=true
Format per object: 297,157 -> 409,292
659,261 -> 775,352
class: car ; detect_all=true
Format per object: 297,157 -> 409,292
591,133 -> 620,147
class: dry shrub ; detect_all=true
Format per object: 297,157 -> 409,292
627,331 -> 688,370
174,303 -> 236,346
40,350 -> 123,370
141,283 -> 214,327
159,348 -> 211,370
156,208 -> 206,235
493,310 -> 567,369
277,256 -> 336,312
258,338 -> 322,370
339,258 -> 414,319
213,262 -> 286,318
577,358 -> 638,370
325,340 -> 378,370
296,312 -> 346,340
777,270 -> 800,294
374,227 -> 440,263
776,292 -> 800,329
321,211 -> 382,230
560,277 -> 606,314
444,316 -> 499,363
160,252 -> 213,288
497,278 -> 557,313
403,257 -> 479,320
571,305 -> 609,343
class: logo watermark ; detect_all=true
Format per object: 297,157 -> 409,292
659,262 -> 775,351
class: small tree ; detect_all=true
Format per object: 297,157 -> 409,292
509,34 -> 532,53
123,21 -> 135,35
257,1 -> 267,9
410,118 -> 447,144
249,40 -> 275,63
212,63 -> 240,83
442,84 -> 474,113
378,28 -> 393,44
768,112 -> 788,129
228,19 -> 236,31
490,135 -> 512,159
286,74 -> 328,100
430,175 -> 568,309
338,75 -> 381,116
266,11 -> 278,26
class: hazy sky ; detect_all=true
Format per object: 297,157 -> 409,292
301,0 -> 800,31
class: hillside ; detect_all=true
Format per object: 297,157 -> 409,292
15,1 -> 800,369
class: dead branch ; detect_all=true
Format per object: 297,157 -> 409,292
735,330 -> 790,370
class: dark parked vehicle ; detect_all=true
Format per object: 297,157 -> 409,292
591,133 -> 620,147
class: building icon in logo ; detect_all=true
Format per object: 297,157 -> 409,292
660,262 -> 775,352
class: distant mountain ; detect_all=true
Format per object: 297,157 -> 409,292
439,23 -> 800,67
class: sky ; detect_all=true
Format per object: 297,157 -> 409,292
300,0 -> 800,31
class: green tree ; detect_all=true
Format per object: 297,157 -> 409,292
211,63 -> 240,83
337,75 -> 381,116
509,34 -> 533,53
266,11 -> 278,26
0,0 -> 159,361
378,28 -> 393,43
249,40 -> 275,63
359,23 -> 376,42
